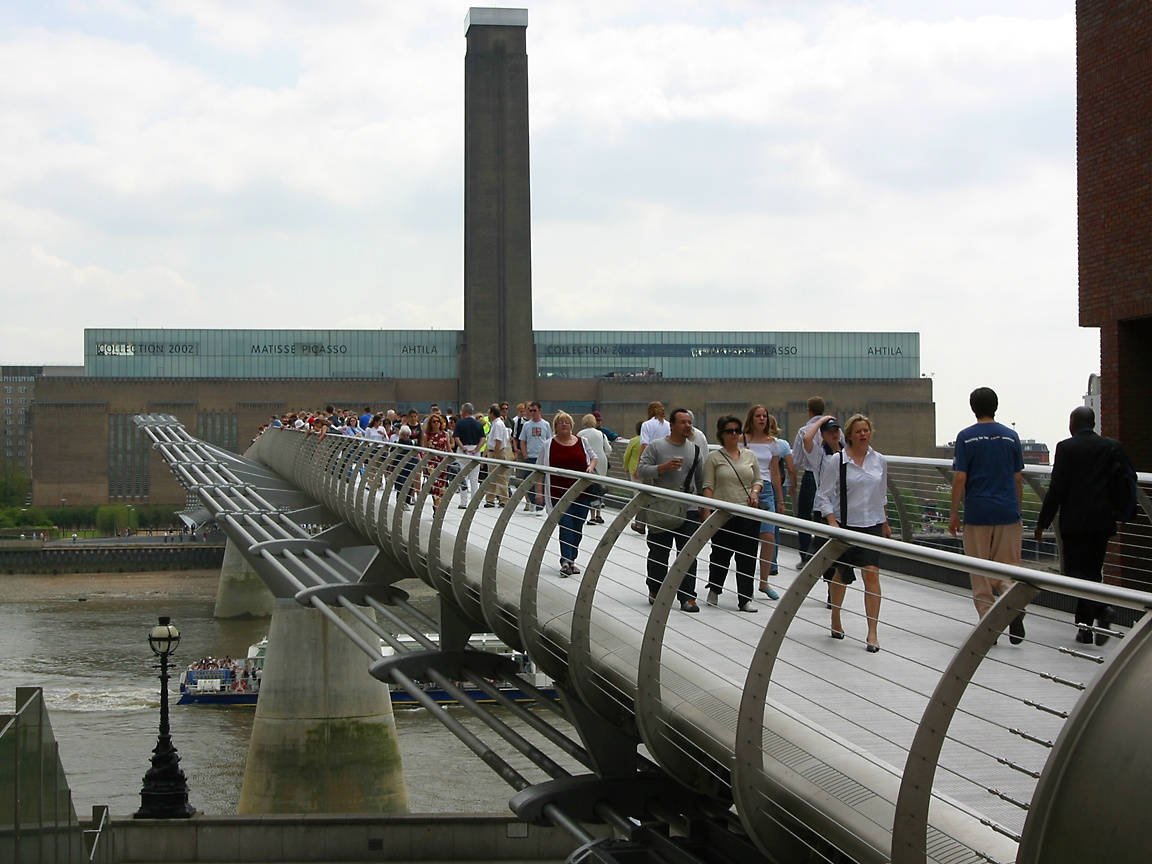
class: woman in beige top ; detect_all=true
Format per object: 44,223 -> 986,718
701,414 -> 763,612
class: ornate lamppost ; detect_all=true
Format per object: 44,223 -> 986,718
134,616 -> 196,819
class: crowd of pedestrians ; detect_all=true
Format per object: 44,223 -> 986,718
252,386 -> 1138,652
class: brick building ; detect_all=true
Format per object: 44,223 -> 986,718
30,329 -> 937,506
1077,1 -> 1152,470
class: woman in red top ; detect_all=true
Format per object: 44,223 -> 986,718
423,414 -> 452,510
536,411 -> 598,576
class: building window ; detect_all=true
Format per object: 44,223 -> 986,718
196,412 -> 239,453
107,413 -> 150,499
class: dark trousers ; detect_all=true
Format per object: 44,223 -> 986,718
708,515 -> 759,603
797,470 -> 817,561
523,456 -> 540,507
1062,531 -> 1112,624
395,453 -> 416,500
646,515 -> 700,602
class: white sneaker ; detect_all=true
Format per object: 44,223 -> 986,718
706,589 -> 719,607
738,600 -> 758,613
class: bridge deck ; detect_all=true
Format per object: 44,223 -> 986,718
417,498 -> 1111,844
134,417 -> 1151,864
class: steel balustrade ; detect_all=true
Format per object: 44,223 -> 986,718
138,416 -> 1152,864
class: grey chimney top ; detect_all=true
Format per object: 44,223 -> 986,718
465,7 -> 528,31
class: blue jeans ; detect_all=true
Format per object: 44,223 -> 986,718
557,498 -> 589,563
758,486 -> 777,534
772,480 -> 787,569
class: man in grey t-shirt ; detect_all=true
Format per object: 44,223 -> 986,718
517,401 -> 552,510
638,408 -> 705,612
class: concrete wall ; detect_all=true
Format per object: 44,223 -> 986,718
237,602 -> 408,815
101,813 -> 588,863
0,543 -> 224,574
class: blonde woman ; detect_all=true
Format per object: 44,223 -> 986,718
578,413 -> 611,524
813,414 -> 891,652
536,411 -> 598,576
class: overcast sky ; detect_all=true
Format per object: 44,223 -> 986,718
0,1 -> 1093,448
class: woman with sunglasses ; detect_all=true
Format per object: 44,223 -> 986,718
422,413 -> 453,511
814,413 -> 891,652
701,415 -> 762,612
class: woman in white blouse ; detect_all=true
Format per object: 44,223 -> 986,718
577,413 -> 611,524
813,414 -> 892,653
740,405 -> 784,600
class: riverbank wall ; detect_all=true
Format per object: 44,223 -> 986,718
88,812 -> 589,863
0,542 -> 225,574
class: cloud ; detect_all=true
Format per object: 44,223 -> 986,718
0,1 -> 1090,449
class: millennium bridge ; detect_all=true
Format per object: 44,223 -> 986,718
45,415 -> 1152,864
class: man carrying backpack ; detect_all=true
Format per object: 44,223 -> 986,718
1035,406 -> 1137,645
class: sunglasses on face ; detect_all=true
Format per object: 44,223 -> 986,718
723,427 -> 741,435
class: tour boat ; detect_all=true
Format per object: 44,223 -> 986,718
177,638 -> 265,706
177,633 -> 557,707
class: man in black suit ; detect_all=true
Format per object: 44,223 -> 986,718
1034,406 -> 1133,645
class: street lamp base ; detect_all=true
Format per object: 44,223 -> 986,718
135,734 -> 197,819
134,792 -> 197,820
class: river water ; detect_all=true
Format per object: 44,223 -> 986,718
0,570 -> 575,816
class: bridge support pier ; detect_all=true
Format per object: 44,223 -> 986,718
214,538 -> 275,618
237,599 -> 408,814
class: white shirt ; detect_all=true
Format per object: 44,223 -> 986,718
792,417 -> 824,474
740,439 -> 777,483
813,446 -> 889,527
794,418 -> 845,474
577,427 -> 610,476
640,416 -> 670,445
488,417 -> 511,454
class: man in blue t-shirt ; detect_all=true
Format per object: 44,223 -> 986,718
452,402 -> 487,509
949,387 -> 1027,643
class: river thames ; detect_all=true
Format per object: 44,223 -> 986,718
0,569 -> 573,815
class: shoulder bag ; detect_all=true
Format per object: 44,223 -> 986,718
646,445 -> 701,532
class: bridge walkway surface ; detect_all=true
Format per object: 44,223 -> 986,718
122,416 -> 1152,864
421,497 -> 1104,840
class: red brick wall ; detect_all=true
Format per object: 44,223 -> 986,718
1077,1 -> 1152,469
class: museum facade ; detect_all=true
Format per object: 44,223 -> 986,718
28,327 -> 935,506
